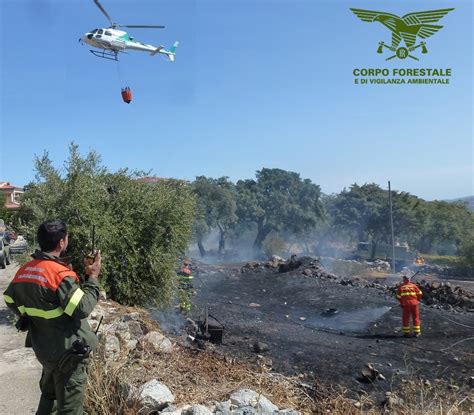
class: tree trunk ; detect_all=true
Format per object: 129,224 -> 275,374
198,240 -> 206,258
217,223 -> 226,254
304,241 -> 310,255
253,223 -> 272,251
218,234 -> 226,254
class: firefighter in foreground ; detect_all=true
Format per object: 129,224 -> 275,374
396,275 -> 423,337
3,219 -> 101,414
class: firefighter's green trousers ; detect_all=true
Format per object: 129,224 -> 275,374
36,358 -> 89,415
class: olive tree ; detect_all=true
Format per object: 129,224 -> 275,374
15,143 -> 195,306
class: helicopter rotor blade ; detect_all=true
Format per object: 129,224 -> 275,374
120,25 -> 166,29
93,0 -> 114,26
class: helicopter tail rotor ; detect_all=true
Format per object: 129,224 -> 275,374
150,41 -> 179,61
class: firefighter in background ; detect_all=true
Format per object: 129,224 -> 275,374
396,275 -> 423,337
177,261 -> 194,312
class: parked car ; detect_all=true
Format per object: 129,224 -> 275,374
9,235 -> 28,255
0,233 -> 11,269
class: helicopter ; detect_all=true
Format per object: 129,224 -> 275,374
80,0 -> 178,62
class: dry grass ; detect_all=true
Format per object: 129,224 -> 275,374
385,378 -> 473,414
84,304 -> 474,415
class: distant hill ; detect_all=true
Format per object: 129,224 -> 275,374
446,196 -> 474,211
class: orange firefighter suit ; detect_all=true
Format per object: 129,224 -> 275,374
396,278 -> 423,336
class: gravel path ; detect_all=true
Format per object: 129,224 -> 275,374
0,264 -> 41,414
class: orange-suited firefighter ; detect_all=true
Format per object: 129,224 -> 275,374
177,262 -> 194,312
396,275 -> 423,337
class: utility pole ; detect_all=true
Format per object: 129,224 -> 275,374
388,181 -> 396,273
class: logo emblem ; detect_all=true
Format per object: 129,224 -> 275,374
350,8 -> 454,61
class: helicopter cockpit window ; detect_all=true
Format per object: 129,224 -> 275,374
91,29 -> 98,34
105,31 -> 112,36
97,29 -> 104,35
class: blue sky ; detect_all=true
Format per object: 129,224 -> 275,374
0,0 -> 472,200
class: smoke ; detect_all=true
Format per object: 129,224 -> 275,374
150,308 -> 187,336
187,228 -> 261,264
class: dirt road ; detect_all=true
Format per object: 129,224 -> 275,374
0,264 -> 41,414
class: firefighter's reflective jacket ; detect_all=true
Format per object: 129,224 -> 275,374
2,250 -> 99,363
396,281 -> 422,306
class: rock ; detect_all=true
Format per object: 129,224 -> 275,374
241,262 -> 261,272
232,406 -> 259,414
267,255 -> 286,268
139,379 -> 175,411
253,341 -> 270,353
302,269 -> 313,276
127,320 -> 144,337
229,389 -> 279,412
384,394 -> 404,408
115,322 -> 132,342
142,331 -> 173,354
270,255 -> 285,262
104,334 -> 121,361
121,382 -> 139,405
122,312 -> 140,322
214,400 -> 234,412
160,405 -> 189,415
126,339 -> 138,351
249,303 -> 261,308
182,404 -> 213,415
358,363 -> 382,383
114,320 -> 143,352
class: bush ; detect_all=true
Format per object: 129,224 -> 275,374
458,234 -> 474,266
423,255 -> 461,267
13,144 -> 195,306
262,233 -> 286,257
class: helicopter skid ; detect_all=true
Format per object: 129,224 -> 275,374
89,49 -> 126,61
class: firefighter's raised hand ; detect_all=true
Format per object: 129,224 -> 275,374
84,250 -> 101,280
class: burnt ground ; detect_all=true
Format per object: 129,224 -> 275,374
187,261 -> 474,402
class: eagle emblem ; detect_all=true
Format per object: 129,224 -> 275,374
350,8 -> 454,60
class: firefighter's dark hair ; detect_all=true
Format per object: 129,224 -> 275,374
37,220 -> 68,252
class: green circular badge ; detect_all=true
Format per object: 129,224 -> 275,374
396,47 -> 409,59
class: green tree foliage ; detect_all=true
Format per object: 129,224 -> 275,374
14,143 -> 195,306
458,230 -> 474,266
262,233 -> 286,257
192,176 -> 238,255
328,183 -> 387,241
415,201 -> 472,254
236,168 -> 324,251
329,183 -> 473,255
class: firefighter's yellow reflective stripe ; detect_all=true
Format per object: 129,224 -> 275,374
17,305 -> 64,319
396,294 -> 401,299
3,294 -> 15,304
64,288 -> 84,316
400,292 -> 418,296
413,326 -> 420,329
